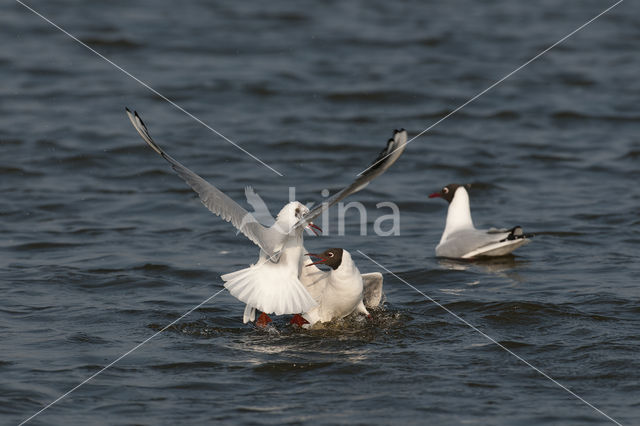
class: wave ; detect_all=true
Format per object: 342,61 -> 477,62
551,110 -> 640,122
81,37 -> 141,49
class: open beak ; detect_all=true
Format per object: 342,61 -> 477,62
307,222 -> 322,236
428,192 -> 441,198
304,252 -> 327,267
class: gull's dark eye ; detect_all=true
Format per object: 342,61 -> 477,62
443,187 -> 449,194
295,207 -> 301,216
328,252 -> 334,257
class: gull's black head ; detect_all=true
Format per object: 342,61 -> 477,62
305,248 -> 344,270
429,184 -> 471,204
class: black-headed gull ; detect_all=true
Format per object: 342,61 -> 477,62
429,184 -> 532,259
289,248 -> 382,327
126,108 -> 406,323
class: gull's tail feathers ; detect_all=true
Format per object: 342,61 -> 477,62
503,226 -> 535,241
222,264 -> 317,317
243,304 -> 256,324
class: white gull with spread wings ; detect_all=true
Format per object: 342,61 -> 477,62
126,108 -> 406,321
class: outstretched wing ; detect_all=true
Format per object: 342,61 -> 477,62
362,272 -> 384,308
126,108 -> 285,256
295,129 -> 407,229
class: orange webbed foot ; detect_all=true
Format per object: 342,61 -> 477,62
290,314 -> 309,327
256,312 -> 272,328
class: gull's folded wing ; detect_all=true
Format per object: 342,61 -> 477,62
295,129 -> 407,229
126,108 -> 285,257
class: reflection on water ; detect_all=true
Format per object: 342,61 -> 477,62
439,255 -> 526,271
438,255 -> 530,285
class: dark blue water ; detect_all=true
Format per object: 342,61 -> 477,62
2,0 -> 639,424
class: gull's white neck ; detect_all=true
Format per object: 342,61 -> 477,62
440,187 -> 474,243
330,250 -> 359,282
261,223 -> 304,272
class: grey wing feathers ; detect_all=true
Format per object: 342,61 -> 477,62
295,129 -> 407,229
437,227 -> 532,259
362,272 -> 384,308
438,229 -> 509,258
125,108 -> 284,256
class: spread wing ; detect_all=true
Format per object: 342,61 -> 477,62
294,129 -> 407,229
125,108 -> 285,256
362,272 -> 384,308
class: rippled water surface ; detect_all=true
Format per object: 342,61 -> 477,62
2,1 -> 639,425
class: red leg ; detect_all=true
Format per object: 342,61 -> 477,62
256,312 -> 272,328
290,314 -> 309,327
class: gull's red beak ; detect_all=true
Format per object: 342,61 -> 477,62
305,252 -> 327,267
429,192 -> 441,198
307,222 -> 322,236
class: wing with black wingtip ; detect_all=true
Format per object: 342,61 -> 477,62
294,129 -> 407,229
125,108 -> 286,257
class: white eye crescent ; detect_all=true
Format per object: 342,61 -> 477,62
328,252 -> 334,257
443,187 -> 449,194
